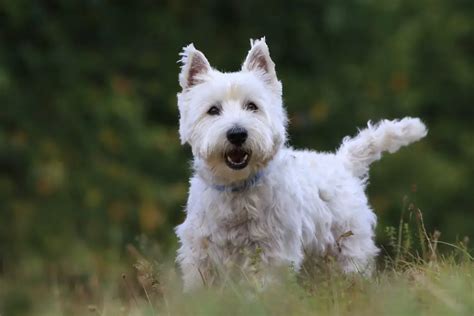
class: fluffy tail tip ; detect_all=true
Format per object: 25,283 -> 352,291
387,117 -> 428,152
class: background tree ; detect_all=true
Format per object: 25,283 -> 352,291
0,0 -> 472,271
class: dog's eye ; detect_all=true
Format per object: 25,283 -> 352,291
207,106 -> 221,116
245,102 -> 258,112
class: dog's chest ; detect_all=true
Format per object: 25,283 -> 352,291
214,190 -> 274,252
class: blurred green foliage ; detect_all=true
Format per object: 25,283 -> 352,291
0,0 -> 473,271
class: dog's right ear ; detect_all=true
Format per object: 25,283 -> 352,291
178,44 -> 211,90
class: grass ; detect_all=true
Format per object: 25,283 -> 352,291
1,204 -> 473,316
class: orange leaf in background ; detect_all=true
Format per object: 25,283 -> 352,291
10,130 -> 28,147
371,195 -> 390,214
310,101 -> 329,123
289,113 -> 303,127
390,72 -> 408,93
36,178 -> 54,196
169,183 -> 187,202
139,201 -> 164,232
99,128 -> 122,153
35,160 -> 65,196
111,75 -> 132,95
107,201 -> 127,223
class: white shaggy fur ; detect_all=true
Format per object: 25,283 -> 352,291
175,38 -> 427,291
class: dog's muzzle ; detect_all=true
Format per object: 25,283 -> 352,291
225,148 -> 251,170
225,126 -> 250,170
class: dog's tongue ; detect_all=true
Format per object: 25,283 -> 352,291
228,149 -> 246,163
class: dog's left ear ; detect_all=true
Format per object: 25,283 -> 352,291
178,43 -> 211,90
242,37 -> 279,85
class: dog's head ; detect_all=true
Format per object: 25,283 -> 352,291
177,38 -> 287,183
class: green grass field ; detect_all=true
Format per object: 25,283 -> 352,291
1,208 -> 472,316
2,254 -> 472,316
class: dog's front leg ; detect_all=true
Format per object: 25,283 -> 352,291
176,231 -> 221,292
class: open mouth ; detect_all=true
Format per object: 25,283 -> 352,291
225,148 -> 251,170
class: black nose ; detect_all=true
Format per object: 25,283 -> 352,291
226,127 -> 248,146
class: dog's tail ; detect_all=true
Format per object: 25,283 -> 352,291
337,117 -> 427,179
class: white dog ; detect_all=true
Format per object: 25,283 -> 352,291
175,38 -> 427,291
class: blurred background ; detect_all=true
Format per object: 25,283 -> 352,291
0,0 -> 473,309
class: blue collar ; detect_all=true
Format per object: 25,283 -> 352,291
211,170 -> 265,193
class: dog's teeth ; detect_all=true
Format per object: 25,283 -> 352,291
225,152 -> 249,167
226,156 -> 238,164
